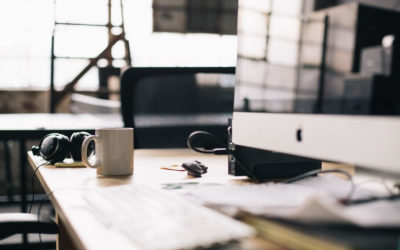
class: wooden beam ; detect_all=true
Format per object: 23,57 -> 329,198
53,33 -> 126,108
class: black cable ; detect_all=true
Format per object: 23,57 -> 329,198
36,189 -> 57,250
187,131 -> 262,181
280,168 -> 400,206
36,192 -> 52,250
282,169 -> 353,184
36,187 -> 92,249
341,178 -> 399,206
187,131 -> 228,155
188,131 -> 400,205
29,161 -> 50,213
282,168 -> 357,203
342,194 -> 400,206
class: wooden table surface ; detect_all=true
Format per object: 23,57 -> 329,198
0,113 -> 123,138
0,113 -> 123,212
28,149 -> 279,250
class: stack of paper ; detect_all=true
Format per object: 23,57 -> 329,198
178,175 -> 400,227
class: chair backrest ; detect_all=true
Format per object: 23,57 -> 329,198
0,213 -> 58,242
120,67 -> 235,148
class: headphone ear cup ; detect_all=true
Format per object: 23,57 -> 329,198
70,132 -> 91,161
32,146 -> 40,156
36,133 -> 70,163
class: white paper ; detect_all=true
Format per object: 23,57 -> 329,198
178,175 -> 400,227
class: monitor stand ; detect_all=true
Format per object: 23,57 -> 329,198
227,120 -> 321,180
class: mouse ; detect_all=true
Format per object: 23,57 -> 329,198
181,160 -> 208,177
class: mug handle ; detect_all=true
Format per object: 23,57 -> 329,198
82,135 -> 100,168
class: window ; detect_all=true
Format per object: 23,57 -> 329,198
153,0 -> 238,35
0,0 -> 53,89
0,0 -> 237,90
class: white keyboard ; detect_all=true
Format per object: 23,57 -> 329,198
83,185 -> 254,250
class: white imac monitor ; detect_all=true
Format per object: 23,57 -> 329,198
232,1 -> 400,175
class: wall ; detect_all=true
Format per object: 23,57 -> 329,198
0,90 -> 49,113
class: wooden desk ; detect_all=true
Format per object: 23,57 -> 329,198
1,112 -> 228,211
0,113 -> 122,211
28,149 -> 279,250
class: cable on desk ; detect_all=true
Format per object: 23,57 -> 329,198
283,168 -> 355,199
187,131 -> 228,155
29,161 -> 50,213
36,187 -> 92,249
283,168 -> 400,206
342,177 -> 400,205
188,132 -> 400,207
342,194 -> 400,206
36,190 -> 54,250
282,168 -> 353,184
350,177 -> 395,197
187,131 -> 262,181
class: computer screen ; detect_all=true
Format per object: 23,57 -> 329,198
232,1 -> 400,174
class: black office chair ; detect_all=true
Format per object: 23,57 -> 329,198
0,213 -> 58,249
120,67 -> 235,148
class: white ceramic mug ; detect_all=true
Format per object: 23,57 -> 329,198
81,128 -> 134,176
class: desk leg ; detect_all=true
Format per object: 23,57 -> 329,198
56,214 -> 78,250
19,139 -> 27,212
4,140 -> 14,202
18,139 -> 28,245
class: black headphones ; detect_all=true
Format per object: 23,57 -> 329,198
32,132 -> 91,163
